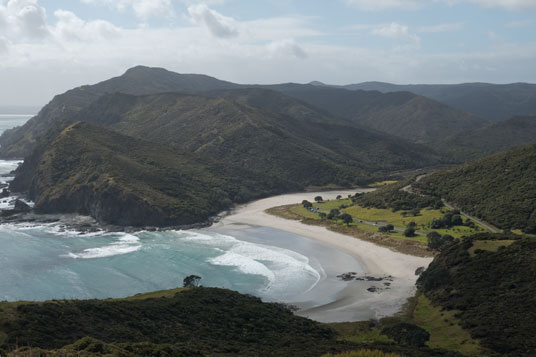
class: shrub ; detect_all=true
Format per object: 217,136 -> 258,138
381,323 -> 430,347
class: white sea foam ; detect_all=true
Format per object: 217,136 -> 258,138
44,225 -> 105,237
178,231 -> 322,296
66,233 -> 141,259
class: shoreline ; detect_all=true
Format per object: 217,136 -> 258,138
210,189 -> 433,322
0,183 -> 432,322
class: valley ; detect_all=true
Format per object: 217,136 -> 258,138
0,65 -> 534,357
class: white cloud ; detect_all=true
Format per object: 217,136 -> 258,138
0,0 -> 49,39
267,38 -> 307,59
0,1 -> 535,106
468,0 -> 536,10
343,0 -> 422,11
187,3 -> 238,38
372,22 -> 420,47
343,0 -> 536,10
53,10 -> 120,42
80,0 -> 174,19
0,36 -> 9,54
418,22 -> 463,33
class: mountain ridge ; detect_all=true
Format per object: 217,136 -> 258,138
343,81 -> 536,121
0,65 -> 488,157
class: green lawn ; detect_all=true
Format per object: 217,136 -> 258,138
314,198 -> 353,211
368,180 -> 399,188
344,205 -> 444,226
468,240 -> 516,256
330,294 -> 482,356
323,350 -> 402,357
338,204 -> 484,239
411,295 -> 482,356
289,204 -> 320,219
511,229 -> 536,237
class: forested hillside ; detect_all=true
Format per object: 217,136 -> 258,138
435,115 -> 536,160
0,66 -> 486,157
414,144 -> 536,233
418,233 -> 536,356
346,82 -> 536,121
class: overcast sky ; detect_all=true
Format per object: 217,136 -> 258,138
1,0 -> 536,106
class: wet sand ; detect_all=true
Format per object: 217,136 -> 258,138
211,189 -> 432,322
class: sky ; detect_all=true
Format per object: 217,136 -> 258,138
0,0 -> 535,106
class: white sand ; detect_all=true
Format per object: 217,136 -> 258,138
214,189 -> 433,322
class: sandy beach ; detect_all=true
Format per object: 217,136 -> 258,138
211,189 -> 433,322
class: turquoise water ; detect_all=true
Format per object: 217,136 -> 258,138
0,116 -> 363,305
0,159 -> 362,305
0,225 -> 333,302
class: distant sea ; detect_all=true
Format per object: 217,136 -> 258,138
0,114 -> 33,135
0,115 -> 361,305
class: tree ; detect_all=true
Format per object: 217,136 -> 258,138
318,212 -> 327,219
302,200 -> 312,208
340,213 -> 353,225
451,214 -> 463,226
427,231 -> 442,250
410,208 -> 421,216
336,195 -> 342,200
379,224 -> 394,233
314,196 -> 323,203
427,232 -> 454,251
404,226 -> 416,237
431,218 -> 445,229
327,209 -> 340,220
183,275 -> 201,288
381,323 -> 430,347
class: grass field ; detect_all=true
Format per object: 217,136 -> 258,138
344,205 -> 443,226
411,295 -> 482,356
320,201 -> 484,239
368,181 -> 399,188
314,198 -> 353,210
468,239 -> 516,256
323,349 -> 403,357
330,294 -> 483,356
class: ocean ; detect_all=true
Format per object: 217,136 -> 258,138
0,113 -> 363,306
0,114 -> 33,135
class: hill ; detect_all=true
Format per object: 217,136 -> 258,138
345,82 -> 536,122
0,287 -> 338,356
269,84 -> 487,143
0,287 -> 465,357
0,66 -> 238,158
418,233 -> 536,356
434,115 -> 536,160
10,121 -> 290,227
63,91 -> 440,185
0,66 -> 486,157
414,144 -> 536,233
10,112 -> 439,226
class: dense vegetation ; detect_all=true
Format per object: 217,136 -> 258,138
418,233 -> 536,356
0,287 -> 466,356
7,84 -> 448,226
346,81 -> 536,122
0,288 -> 339,356
435,115 -> 536,161
414,144 -> 536,233
11,122 -> 292,226
68,91 -> 439,185
355,179 -> 443,211
269,84 -> 486,143
0,65 -> 484,158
